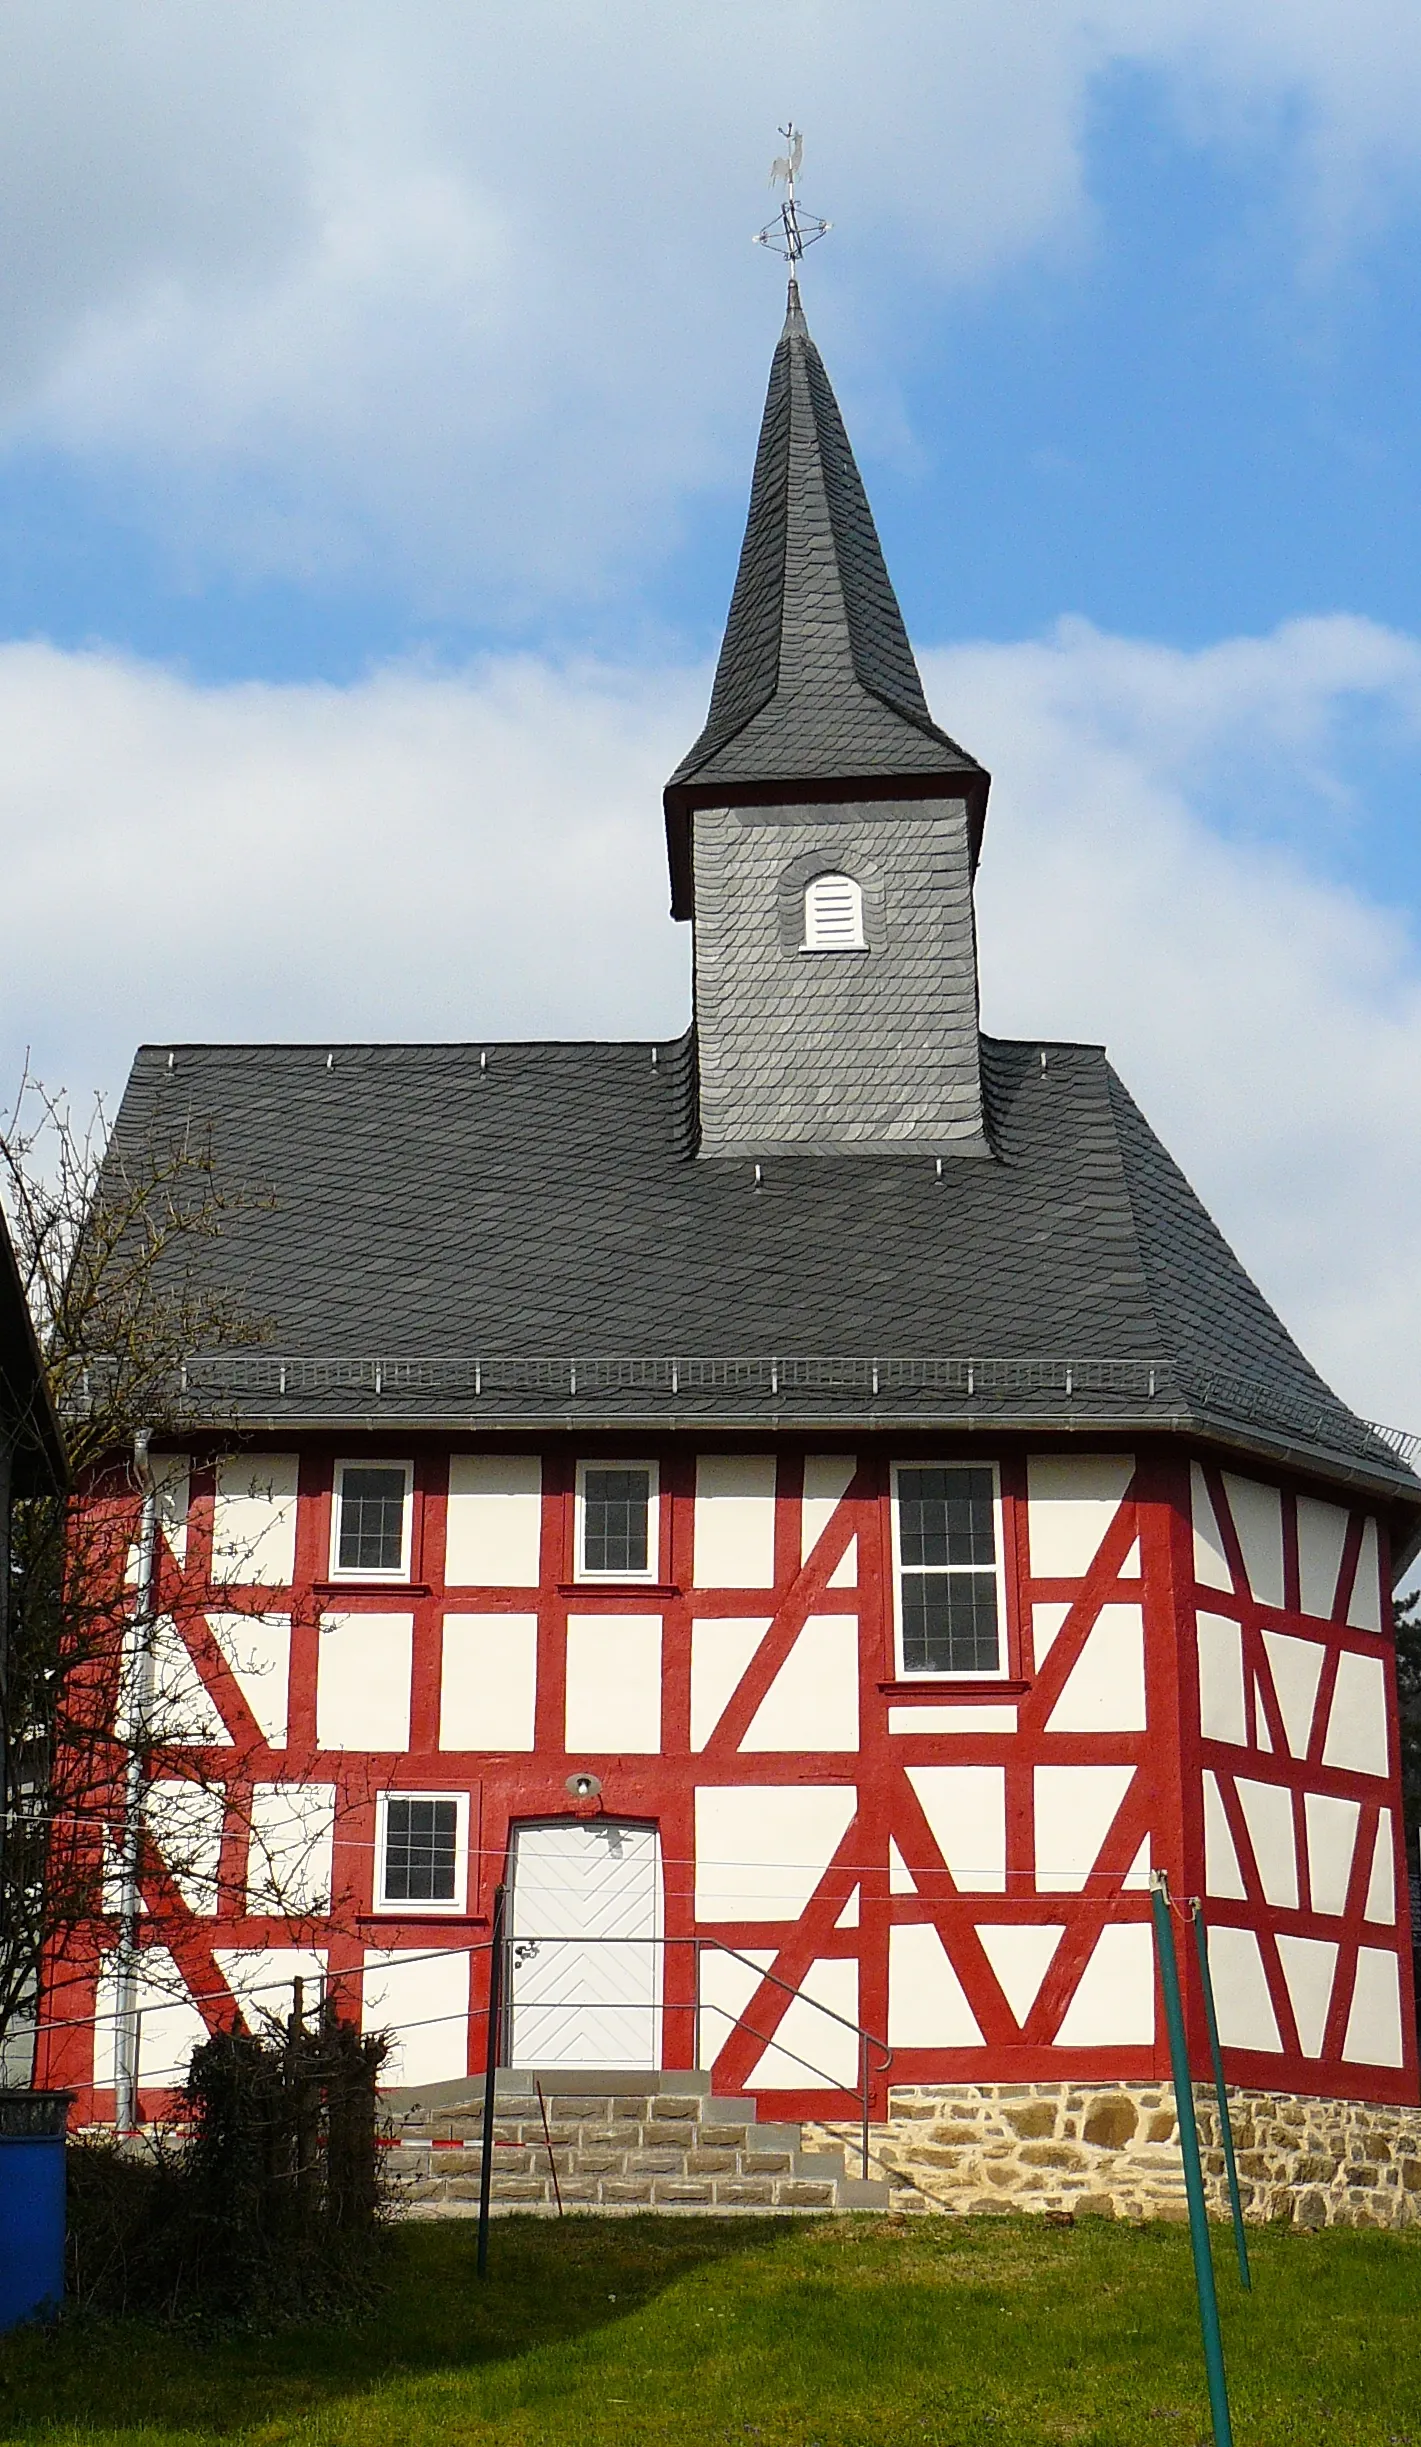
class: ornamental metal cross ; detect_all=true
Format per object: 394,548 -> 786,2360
754,122 -> 831,268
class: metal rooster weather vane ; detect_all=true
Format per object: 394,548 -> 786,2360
754,122 -> 831,273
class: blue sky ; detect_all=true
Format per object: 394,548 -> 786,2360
4,3 -> 1421,1434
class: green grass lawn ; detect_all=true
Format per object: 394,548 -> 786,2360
1,2213 -> 1418,2447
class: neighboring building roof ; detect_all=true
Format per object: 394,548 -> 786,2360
105,1034 -> 1420,1526
663,283 -> 987,917
0,1209 -> 66,1494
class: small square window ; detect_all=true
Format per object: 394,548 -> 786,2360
577,1462 -> 658,1580
376,1792 -> 468,1911
893,1464 -> 1005,1676
332,1461 -> 412,1579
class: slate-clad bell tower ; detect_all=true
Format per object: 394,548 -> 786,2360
665,281 -> 992,1156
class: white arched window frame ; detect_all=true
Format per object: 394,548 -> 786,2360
801,871 -> 866,953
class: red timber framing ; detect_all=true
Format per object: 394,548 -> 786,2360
38,1433 -> 1417,2121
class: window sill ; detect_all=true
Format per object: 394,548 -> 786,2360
559,1581 -> 680,1599
315,1581 -> 430,1598
357,1909 -> 485,1926
878,1678 -> 1029,1699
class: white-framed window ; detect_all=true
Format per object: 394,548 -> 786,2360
801,871 -> 865,952
890,1462 -> 1007,1677
330,1459 -> 414,1581
375,1790 -> 470,1913
575,1460 -> 660,1582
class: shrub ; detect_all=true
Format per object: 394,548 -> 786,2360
67,2005 -> 389,2320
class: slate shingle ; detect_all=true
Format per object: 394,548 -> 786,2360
105,1031 -> 1419,1512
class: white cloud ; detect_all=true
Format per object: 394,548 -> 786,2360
4,4 -> 1421,598
940,614 -> 1421,1431
0,640 -> 695,1086
5,611 -> 1421,1433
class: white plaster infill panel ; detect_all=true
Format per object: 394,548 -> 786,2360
1033,1765 -> 1135,1893
742,1614 -> 858,1751
1032,1603 -> 1072,1666
444,1455 -> 542,1587
1222,1475 -> 1285,1608
1183,1458 -> 1227,1595
362,1949 -> 472,2087
906,1765 -> 1005,1893
1297,1494 -> 1349,1623
212,1455 -> 299,1588
246,1783 -> 336,1915
1322,1650 -> 1390,1778
1344,1947 -> 1404,2068
698,1945 -> 774,2069
746,1958 -> 860,2088
1026,1455 -> 1133,1580
138,1617 -> 231,1747
1206,1924 -> 1283,2052
1366,1813 -> 1397,1924
690,1619 -> 770,1750
1304,1791 -> 1361,1919
975,1924 -> 1065,2027
889,1704 -> 1017,1732
889,1921 -> 983,2047
1054,1923 -> 1154,2047
1203,1772 -> 1247,1901
206,1612 -> 290,1748
889,1837 -> 916,1895
802,1453 -> 857,1589
1196,1613 -> 1246,1745
1190,1464 -> 1234,1594
1260,1630 -> 1326,1759
1276,1934 -> 1338,2058
440,1613 -> 537,1750
1348,1519 -> 1384,1634
146,1780 -> 225,1915
1235,1778 -> 1298,1910
317,1614 -> 413,1751
1046,1604 -> 1146,1732
694,1454 -> 777,1589
215,1947 -> 328,2035
93,1950 -> 211,2089
565,1615 -> 661,1753
694,1785 -> 855,1922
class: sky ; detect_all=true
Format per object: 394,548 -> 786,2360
4,3 -> 1421,1440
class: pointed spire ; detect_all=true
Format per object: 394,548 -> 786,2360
665,286 -> 987,916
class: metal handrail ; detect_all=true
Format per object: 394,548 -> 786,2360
693,1936 -> 892,2179
52,1929 -> 894,2172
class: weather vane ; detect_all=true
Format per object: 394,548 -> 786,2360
753,123 -> 831,272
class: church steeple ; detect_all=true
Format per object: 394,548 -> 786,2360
672,252 -> 990,1158
664,280 -> 988,919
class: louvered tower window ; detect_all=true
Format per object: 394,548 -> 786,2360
802,872 -> 865,952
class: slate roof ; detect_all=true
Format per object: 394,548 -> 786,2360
102,1032 -> 1420,1524
664,284 -> 987,917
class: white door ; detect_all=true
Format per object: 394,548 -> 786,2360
507,1819 -> 662,2070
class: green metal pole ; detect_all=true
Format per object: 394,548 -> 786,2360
1150,1873 -> 1235,2447
477,1881 -> 507,2281
1191,1898 -> 1251,2290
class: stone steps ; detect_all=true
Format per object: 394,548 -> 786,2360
379,2069 -> 894,2217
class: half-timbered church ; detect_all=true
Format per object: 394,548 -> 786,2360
43,276 -> 1421,2166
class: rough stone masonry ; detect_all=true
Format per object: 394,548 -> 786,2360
811,2083 -> 1421,2229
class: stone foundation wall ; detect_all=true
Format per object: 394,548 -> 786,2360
811,2084 -> 1421,2230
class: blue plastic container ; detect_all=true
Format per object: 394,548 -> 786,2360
0,2091 -> 71,2329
